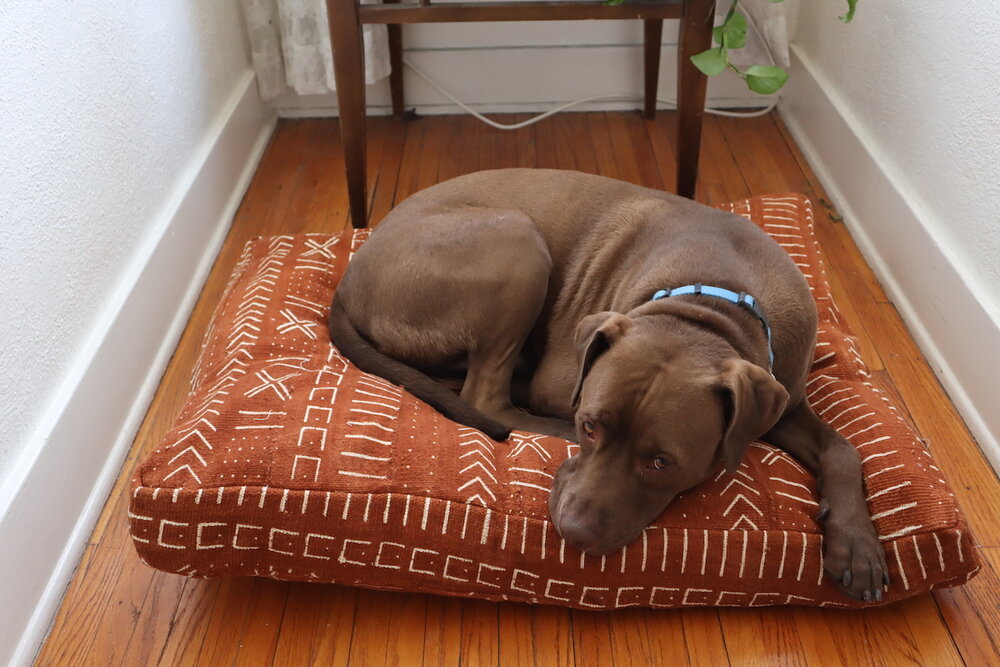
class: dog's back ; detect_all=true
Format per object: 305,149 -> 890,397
386,169 -> 816,395
333,169 -> 817,427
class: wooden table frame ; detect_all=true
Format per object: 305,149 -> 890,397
326,0 -> 716,227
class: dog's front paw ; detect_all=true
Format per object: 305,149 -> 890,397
820,502 -> 889,602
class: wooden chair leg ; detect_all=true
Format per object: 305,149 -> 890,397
385,0 -> 406,121
676,0 -> 715,199
643,19 -> 663,120
326,0 -> 369,228
387,24 -> 405,121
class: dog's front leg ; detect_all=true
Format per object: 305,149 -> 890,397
764,401 -> 889,601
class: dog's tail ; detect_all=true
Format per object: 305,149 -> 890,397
328,297 -> 512,441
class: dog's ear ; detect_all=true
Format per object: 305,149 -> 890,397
571,311 -> 632,408
717,359 -> 789,474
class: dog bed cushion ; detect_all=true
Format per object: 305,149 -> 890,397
129,195 -> 979,609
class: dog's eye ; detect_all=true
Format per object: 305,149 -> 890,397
581,420 -> 596,438
651,455 -> 671,470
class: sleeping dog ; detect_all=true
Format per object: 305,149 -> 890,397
329,169 -> 888,601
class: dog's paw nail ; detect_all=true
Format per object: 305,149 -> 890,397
875,588 -> 883,602
815,505 -> 830,521
842,570 -> 852,587
883,572 -> 891,586
863,589 -> 873,603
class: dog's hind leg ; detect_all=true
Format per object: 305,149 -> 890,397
344,206 -> 574,440
461,344 -> 576,441
455,222 -> 576,441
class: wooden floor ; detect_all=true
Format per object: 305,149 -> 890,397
36,112 -> 1000,665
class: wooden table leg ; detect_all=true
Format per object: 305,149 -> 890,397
327,0 -> 369,227
643,19 -> 663,120
385,0 -> 405,121
676,0 -> 715,199
387,24 -> 405,121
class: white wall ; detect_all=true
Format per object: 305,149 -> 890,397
0,3 -> 247,486
276,21 -> 769,117
780,1 -> 1000,471
0,2 -> 274,663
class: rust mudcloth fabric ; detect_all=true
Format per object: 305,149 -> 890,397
130,195 -> 979,609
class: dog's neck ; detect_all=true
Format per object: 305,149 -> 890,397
650,284 -> 774,371
629,296 -> 772,374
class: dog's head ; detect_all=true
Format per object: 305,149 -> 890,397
549,311 -> 788,555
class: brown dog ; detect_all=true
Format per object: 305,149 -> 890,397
329,168 -> 888,601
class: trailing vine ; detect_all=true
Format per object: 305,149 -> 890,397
602,0 -> 859,95
691,0 -> 858,94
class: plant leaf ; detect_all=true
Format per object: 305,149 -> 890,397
840,0 -> 857,22
713,10 -> 747,49
745,65 -> 789,94
712,24 -> 725,45
603,0 -> 625,6
691,47 -> 727,77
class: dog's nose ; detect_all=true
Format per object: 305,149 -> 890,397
557,514 -> 602,553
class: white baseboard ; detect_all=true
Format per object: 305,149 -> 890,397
1,70 -> 276,666
274,45 -> 770,118
779,45 -> 1000,475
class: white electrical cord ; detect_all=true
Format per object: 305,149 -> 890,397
403,58 -> 777,131
401,3 -> 781,131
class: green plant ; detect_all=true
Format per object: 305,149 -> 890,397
691,0 -> 858,94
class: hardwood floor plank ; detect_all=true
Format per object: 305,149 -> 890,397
681,608 -> 731,666
552,113 -> 579,171
368,117 -> 409,226
496,605 -> 536,666
716,115 -> 807,195
515,114 -> 538,169
896,594 -> 965,666
345,592 -> 390,664
436,115 -> 470,185
533,115 -> 561,170
156,579 -> 224,666
119,574 -> 191,667
642,112 -> 679,196
493,115 -> 521,170
587,113 -> 620,180
606,112 -> 663,189
230,578 -> 289,667
607,609 -> 655,665
194,578 -> 257,667
307,587 -> 362,666
385,594 -> 431,666
569,611 -> 615,665
642,610 -> 692,665
784,608 -> 864,667
393,116 -> 429,206
699,114 -> 752,205
717,608 -> 810,667
416,115 -> 449,193
934,548 -> 1000,666
566,112 -> 598,175
36,542 -> 161,666
423,596 -> 463,667
459,599 -> 500,666
270,583 -> 356,667
532,604 -> 575,666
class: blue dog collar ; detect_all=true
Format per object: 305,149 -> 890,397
651,283 -> 775,370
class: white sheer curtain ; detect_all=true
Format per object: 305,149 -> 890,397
241,0 -> 391,100
717,0 -> 794,69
